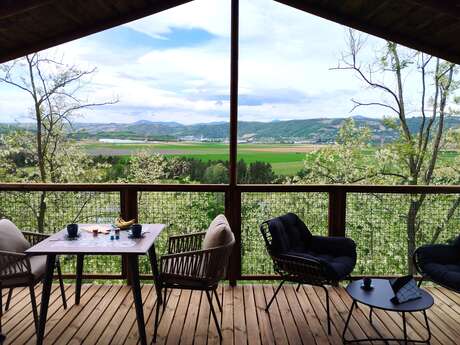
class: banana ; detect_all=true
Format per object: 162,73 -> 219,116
114,216 -> 136,230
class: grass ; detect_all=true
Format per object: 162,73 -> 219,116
82,141 -> 459,176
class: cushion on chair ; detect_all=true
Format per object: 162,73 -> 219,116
0,219 -> 30,253
422,262 -> 460,291
267,213 -> 312,254
0,255 -> 47,287
284,250 -> 355,281
202,214 -> 234,249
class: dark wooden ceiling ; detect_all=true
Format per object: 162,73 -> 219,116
276,0 -> 460,63
0,0 -> 460,64
0,0 -> 192,63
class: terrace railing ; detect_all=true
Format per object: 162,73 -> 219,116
1,183 -> 460,284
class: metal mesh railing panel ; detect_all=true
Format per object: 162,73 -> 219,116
0,191 -> 121,274
241,192 -> 328,275
346,193 -> 460,275
137,191 -> 225,274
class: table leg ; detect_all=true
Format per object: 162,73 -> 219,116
369,306 -> 373,324
342,299 -> 356,343
75,254 -> 84,305
37,254 -> 56,345
127,254 -> 147,345
148,245 -> 162,305
402,311 -> 408,345
423,310 -> 431,344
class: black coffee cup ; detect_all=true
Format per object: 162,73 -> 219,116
67,223 -> 78,238
131,223 -> 142,238
363,277 -> 372,289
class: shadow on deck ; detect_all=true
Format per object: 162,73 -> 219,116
2,284 -> 460,345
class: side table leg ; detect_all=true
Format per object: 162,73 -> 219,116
369,307 -> 373,324
402,311 -> 408,345
342,300 -> 356,343
423,310 -> 432,344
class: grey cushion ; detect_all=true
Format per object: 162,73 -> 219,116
0,219 -> 30,253
202,215 -> 234,249
1,255 -> 47,287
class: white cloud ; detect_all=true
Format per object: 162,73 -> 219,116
0,0 -> 443,124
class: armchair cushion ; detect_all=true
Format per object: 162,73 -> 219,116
310,236 -> 357,260
0,219 -> 30,253
202,214 -> 234,249
285,250 -> 355,281
267,213 -> 312,254
415,243 -> 460,291
1,255 -> 47,287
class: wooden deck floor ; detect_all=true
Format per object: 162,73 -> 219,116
2,284 -> 460,345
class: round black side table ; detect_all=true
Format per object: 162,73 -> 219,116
343,278 -> 433,344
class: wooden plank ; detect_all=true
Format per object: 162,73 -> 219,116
110,285 -> 153,345
165,289 -> 192,345
243,285 -> 261,345
178,290 -> 202,345
207,287 -> 222,345
44,284 -> 101,343
194,289 -> 210,345
252,285 -> 275,345
295,284 -> 336,345
51,285 -> 111,344
272,285 -> 302,345
232,286 -> 247,345
283,285 -> 317,345
262,285 -> 290,345
122,285 -> 156,345
81,285 -> 131,344
221,286 -> 234,345
154,288 -> 181,345
67,285 -> 123,345
94,286 -> 134,345
4,285 -> 68,345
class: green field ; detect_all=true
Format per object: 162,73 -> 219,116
82,141 -> 460,176
82,142 -> 318,175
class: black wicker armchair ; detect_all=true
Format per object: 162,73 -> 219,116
0,219 -> 67,338
413,235 -> 460,293
153,215 -> 235,342
260,213 -> 356,334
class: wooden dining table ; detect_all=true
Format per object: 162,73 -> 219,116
25,223 -> 165,345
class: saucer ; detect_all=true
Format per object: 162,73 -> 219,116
127,230 -> 146,239
64,233 -> 81,241
360,284 -> 374,291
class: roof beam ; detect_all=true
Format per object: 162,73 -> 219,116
275,0 -> 460,64
0,0 -> 54,19
0,0 -> 192,63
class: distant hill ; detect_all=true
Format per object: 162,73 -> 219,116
5,116 -> 460,143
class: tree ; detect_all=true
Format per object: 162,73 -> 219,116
329,30 -> 460,273
246,161 -> 276,184
0,53 -> 115,232
203,163 -> 228,184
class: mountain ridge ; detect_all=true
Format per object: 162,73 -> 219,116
4,116 -> 460,143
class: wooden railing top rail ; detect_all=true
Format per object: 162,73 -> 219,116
0,183 -> 460,194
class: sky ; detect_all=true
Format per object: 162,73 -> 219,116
0,0 -> 437,124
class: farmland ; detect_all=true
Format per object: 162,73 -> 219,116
81,141 -> 460,176
82,141 -> 325,175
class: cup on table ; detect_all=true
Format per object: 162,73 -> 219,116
363,277 -> 372,289
131,223 -> 142,238
67,223 -> 79,238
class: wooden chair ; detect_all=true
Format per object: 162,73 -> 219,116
260,213 -> 356,334
153,215 -> 235,342
0,219 -> 67,337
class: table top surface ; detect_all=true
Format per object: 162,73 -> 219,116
25,224 -> 165,255
346,278 -> 434,312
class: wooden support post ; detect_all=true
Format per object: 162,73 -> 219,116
328,189 -> 346,237
227,0 -> 240,286
120,188 -> 138,285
